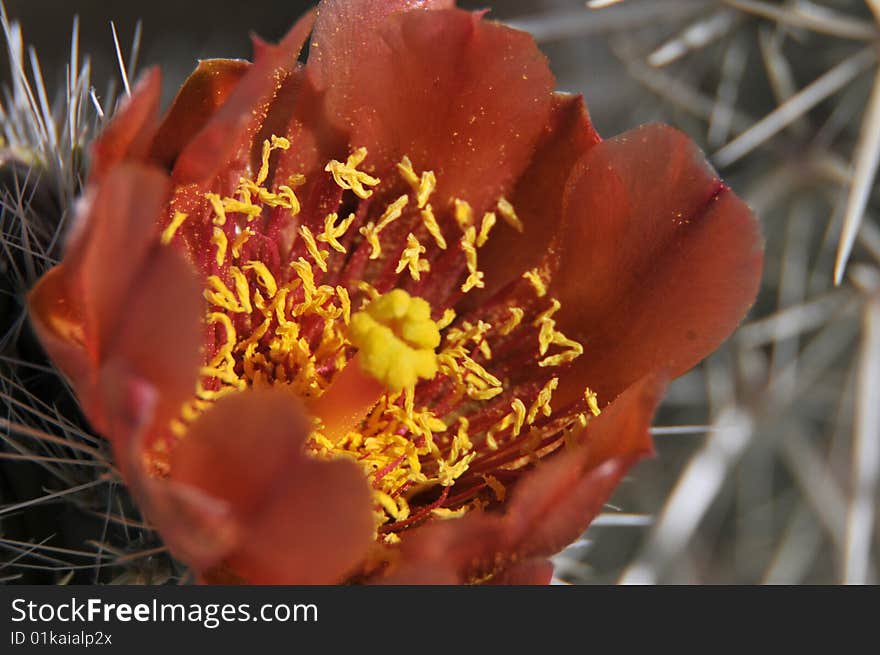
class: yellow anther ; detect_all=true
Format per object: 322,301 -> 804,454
211,227 -> 228,267
460,226 -> 485,292
398,156 -> 437,209
256,135 -> 291,186
477,211 -> 497,247
244,261 -> 278,298
462,271 -> 485,293
538,336 -> 583,367
298,225 -> 329,272
511,398 -> 527,437
325,147 -> 380,199
454,199 -> 474,231
417,171 -> 436,209
336,286 -> 352,325
222,196 -> 262,221
534,298 -> 561,327
499,307 -> 524,336
357,280 -> 380,301
584,387 -> 601,417
228,266 -> 253,314
207,312 -> 236,368
437,308 -> 456,330
523,268 -> 547,297
497,197 -> 524,232
420,204 -> 447,250
360,194 -> 409,260
200,365 -> 247,390
396,233 -> 430,281
397,155 -> 419,188
230,227 -> 253,259
483,475 -> 507,502
291,258 -> 317,299
348,289 -> 441,392
205,193 -> 226,226
527,377 -> 559,424
205,275 -> 244,312
161,211 -> 189,245
317,212 -> 355,253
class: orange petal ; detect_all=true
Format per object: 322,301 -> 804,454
378,511 -> 506,584
27,265 -> 97,422
552,124 -> 764,406
318,8 -> 555,213
170,391 -> 375,584
501,374 -> 663,559
98,246 -> 203,446
308,0 -> 454,91
463,92 -> 601,308
170,10 -> 315,186
88,68 -> 161,186
487,558 -> 554,585
150,59 -> 251,170
64,164 -> 171,360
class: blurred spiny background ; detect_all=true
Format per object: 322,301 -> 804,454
1,0 -> 878,584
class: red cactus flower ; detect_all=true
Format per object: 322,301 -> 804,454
27,0 -> 763,584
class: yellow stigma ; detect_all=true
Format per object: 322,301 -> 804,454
348,289 -> 441,392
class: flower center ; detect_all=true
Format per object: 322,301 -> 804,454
157,139 -> 600,539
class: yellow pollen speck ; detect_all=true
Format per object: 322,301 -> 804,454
325,147 -> 380,199
161,211 -> 188,245
497,197 -> 524,232
348,289 -> 441,392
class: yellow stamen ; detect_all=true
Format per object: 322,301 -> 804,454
205,193 -> 226,226
230,227 -> 253,259
497,197 -> 524,232
454,199 -> 474,231
211,227 -> 228,267
244,261 -> 278,298
523,268 -> 547,297
161,211 -> 188,245
299,225 -> 329,272
325,147 -> 380,199
499,307 -> 524,336
396,233 -> 430,281
477,211 -> 497,247
317,212 -> 355,253
584,387 -> 601,417
420,204 -> 447,250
